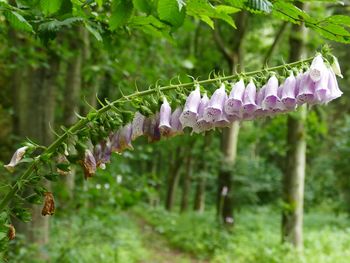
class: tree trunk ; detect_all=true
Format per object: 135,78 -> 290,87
193,132 -> 212,212
165,148 -> 183,211
215,12 -> 248,225
180,152 -> 193,213
63,28 -> 83,200
282,2 -> 307,250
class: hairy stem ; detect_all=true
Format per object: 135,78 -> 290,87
0,56 -> 314,213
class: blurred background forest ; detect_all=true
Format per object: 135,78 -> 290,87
0,0 -> 350,262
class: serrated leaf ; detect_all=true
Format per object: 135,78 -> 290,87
110,0 -> 133,30
56,163 -> 71,172
38,17 -> 83,32
157,0 -> 186,28
40,0 -> 62,15
4,11 -> 33,33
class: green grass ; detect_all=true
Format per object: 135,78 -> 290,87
9,205 -> 350,263
136,205 -> 350,263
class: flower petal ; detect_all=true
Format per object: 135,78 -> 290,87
203,83 -> 227,122
281,73 -> 297,109
263,75 -> 279,110
170,107 -> 183,136
179,85 -> 201,128
243,80 -> 257,113
296,71 -> 316,104
159,97 -> 172,137
225,79 -> 245,116
131,112 -> 145,141
4,146 -> 28,172
310,55 -> 328,82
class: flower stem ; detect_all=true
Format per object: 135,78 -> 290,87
0,56 -> 314,213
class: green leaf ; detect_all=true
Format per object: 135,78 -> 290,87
4,11 -> 33,33
40,0 -> 62,15
325,15 -> 350,28
157,0 -> 186,28
133,0 -> 152,14
85,23 -> 103,42
186,0 -> 236,28
110,0 -> 134,30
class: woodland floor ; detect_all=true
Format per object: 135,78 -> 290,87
130,213 -> 208,263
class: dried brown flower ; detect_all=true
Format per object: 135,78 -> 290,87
8,224 -> 15,240
41,192 -> 55,216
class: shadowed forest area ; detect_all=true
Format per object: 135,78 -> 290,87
0,0 -> 350,262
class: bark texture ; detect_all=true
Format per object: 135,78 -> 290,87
215,12 -> 248,225
282,2 -> 307,250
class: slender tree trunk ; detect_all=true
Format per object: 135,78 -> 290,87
215,12 -> 248,225
282,2 -> 307,250
165,148 -> 183,211
180,152 -> 193,212
63,29 -> 83,199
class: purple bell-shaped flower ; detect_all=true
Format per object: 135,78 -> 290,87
242,80 -> 258,114
170,107 -> 183,136
310,55 -> 327,82
179,85 -> 201,128
159,97 -> 172,137
203,83 -> 227,122
262,75 -> 279,110
193,93 -> 212,134
281,73 -> 297,109
224,79 -> 245,117
131,112 -> 145,141
118,123 -> 133,151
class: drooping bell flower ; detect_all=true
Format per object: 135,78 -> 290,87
254,85 -> 267,118
296,71 -> 316,104
309,54 -> 328,82
110,131 -> 121,153
242,80 -> 258,114
314,69 -> 330,103
262,75 -> 279,110
99,140 -> 112,166
159,97 -> 172,137
214,111 -> 231,128
281,73 -> 297,109
4,146 -> 28,172
144,113 -> 161,142
192,94 -> 212,134
131,112 -> 145,141
82,149 -> 96,179
170,107 -> 183,136
179,85 -> 201,128
224,79 -> 245,116
118,123 -> 133,151
325,68 -> 343,103
203,83 -> 227,123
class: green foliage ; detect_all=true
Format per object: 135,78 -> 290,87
40,0 -> 62,16
4,11 -> 33,33
109,0 -> 134,30
138,206 -> 350,262
157,0 -> 186,28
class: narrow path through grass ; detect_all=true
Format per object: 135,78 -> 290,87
128,213 -> 208,263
